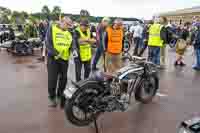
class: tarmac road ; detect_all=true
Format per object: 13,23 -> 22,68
0,46 -> 200,133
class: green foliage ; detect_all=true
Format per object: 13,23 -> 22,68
41,5 -> 51,20
52,6 -> 61,21
0,5 -> 141,25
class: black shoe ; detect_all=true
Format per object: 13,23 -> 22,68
174,61 -> 178,66
60,96 -> 66,109
180,62 -> 186,67
48,98 -> 57,108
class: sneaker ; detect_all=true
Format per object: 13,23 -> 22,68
192,65 -> 200,71
48,98 -> 57,108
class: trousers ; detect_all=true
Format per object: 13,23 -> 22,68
148,46 -> 161,65
47,56 -> 69,100
133,37 -> 142,56
92,43 -> 104,70
75,58 -> 91,82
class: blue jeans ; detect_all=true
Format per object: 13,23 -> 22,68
92,44 -> 104,70
133,37 -> 142,56
148,46 -> 161,65
194,48 -> 200,68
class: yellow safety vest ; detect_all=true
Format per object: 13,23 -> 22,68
148,24 -> 164,47
52,25 -> 72,61
76,27 -> 92,61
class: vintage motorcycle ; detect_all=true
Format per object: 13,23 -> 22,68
64,55 -> 159,127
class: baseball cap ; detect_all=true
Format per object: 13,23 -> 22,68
102,17 -> 110,22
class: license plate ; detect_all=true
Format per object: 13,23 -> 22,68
64,87 -> 77,99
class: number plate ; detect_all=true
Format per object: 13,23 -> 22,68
64,87 -> 77,99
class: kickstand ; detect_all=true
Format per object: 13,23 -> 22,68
93,118 -> 101,133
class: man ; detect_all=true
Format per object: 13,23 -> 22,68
104,18 -> 124,73
38,20 -> 48,62
74,19 -> 96,82
191,22 -> 200,70
148,17 -> 167,66
92,17 -> 110,71
130,21 -> 143,56
160,17 -> 168,68
45,16 -> 73,109
138,21 -> 153,56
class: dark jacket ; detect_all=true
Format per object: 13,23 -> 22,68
191,29 -> 200,49
45,23 -> 73,57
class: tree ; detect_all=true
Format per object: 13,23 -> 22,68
0,13 -> 10,24
21,11 -> 29,19
0,6 -> 11,23
52,6 -> 61,20
41,5 -> 51,20
11,11 -> 25,24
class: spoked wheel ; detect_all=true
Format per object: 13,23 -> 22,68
64,82 -> 103,127
135,74 -> 159,104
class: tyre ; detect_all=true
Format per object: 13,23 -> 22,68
64,81 -> 104,127
135,73 -> 159,104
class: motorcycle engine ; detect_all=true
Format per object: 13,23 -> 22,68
110,80 -> 128,96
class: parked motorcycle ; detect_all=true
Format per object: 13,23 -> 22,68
7,39 -> 34,56
64,55 -> 159,127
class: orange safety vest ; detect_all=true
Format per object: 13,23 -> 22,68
106,27 -> 123,54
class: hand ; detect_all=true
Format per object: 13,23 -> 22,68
55,53 -> 62,60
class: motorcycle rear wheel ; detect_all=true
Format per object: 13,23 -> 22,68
135,73 -> 159,104
64,82 -> 104,127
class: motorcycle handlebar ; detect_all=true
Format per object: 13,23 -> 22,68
122,54 -> 146,62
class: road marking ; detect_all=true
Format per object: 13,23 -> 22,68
156,92 -> 168,97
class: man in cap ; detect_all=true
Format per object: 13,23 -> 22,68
104,18 -> 124,73
45,16 -> 73,109
92,17 -> 110,71
74,19 -> 96,82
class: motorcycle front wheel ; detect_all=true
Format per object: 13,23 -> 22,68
64,81 -> 104,127
135,73 -> 159,104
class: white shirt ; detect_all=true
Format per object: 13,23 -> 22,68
129,25 -> 143,38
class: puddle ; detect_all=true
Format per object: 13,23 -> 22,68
13,58 -> 32,64
27,65 -> 38,69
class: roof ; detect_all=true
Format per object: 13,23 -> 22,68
159,6 -> 200,16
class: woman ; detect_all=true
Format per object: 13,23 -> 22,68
174,23 -> 191,66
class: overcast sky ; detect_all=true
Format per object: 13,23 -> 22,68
0,0 -> 199,19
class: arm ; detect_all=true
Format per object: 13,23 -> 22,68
104,32 -> 108,52
45,24 -> 59,57
160,27 -> 168,44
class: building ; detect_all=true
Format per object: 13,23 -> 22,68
159,6 -> 200,25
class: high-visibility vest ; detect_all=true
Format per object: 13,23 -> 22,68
106,27 -> 123,54
148,24 -> 164,47
76,27 -> 92,61
52,25 -> 72,61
